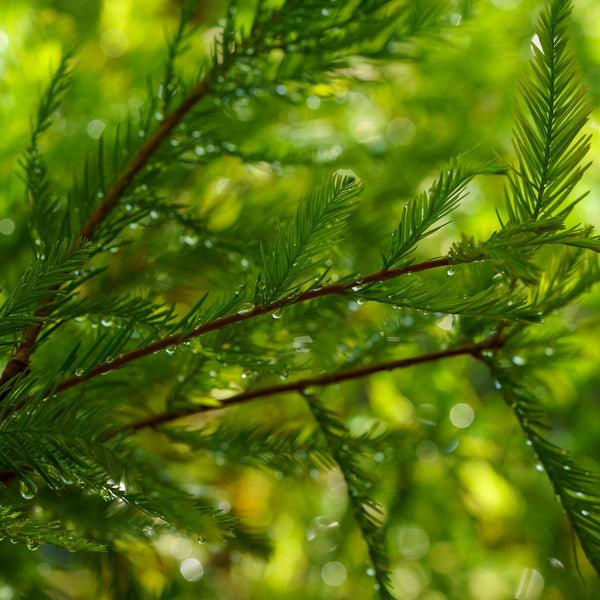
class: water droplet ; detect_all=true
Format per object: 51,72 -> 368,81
26,538 -> 40,551
494,381 -> 502,389
356,298 -> 367,306
106,356 -> 113,363
272,308 -> 284,319
237,303 -> 254,315
512,355 -> 526,366
544,347 -> 554,356
100,319 -> 113,327
75,368 -> 84,377
446,267 -> 455,276
535,463 -> 544,472
165,346 -> 176,355
581,510 -> 590,516
19,480 -> 37,500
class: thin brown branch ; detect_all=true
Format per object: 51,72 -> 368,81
109,333 -> 507,438
0,79 -> 212,392
50,256 -> 453,398
80,79 -> 210,240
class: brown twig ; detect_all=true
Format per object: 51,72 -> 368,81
108,333 -> 507,438
0,79 -> 212,392
49,256 -> 453,399
79,79 -> 210,241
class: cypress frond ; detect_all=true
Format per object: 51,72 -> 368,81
164,421 -> 337,474
0,239 -> 91,351
20,49 -> 77,244
3,0 -> 600,595
0,505 -> 104,552
383,159 -> 503,270
505,0 -> 593,222
305,393 -> 395,600
257,172 -> 361,304
486,360 -> 600,578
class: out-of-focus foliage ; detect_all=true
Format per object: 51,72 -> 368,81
2,0 -> 600,599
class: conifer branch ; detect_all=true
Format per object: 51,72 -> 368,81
79,78 -> 211,241
1,65 -> 211,390
110,333 -> 507,437
304,393 -> 395,599
505,0 -> 593,222
48,256 -> 456,399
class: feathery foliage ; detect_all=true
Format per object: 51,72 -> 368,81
258,172 -> 361,304
1,0 -> 600,597
505,0 -> 593,223
305,393 -> 395,599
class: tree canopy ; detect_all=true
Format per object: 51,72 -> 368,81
2,0 -> 600,598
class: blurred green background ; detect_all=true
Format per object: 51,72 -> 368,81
2,0 -> 600,599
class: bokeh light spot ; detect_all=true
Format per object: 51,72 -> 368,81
100,29 -> 129,57
515,568 -> 544,600
127,88 -> 147,108
179,558 -> 204,582
450,403 -> 474,428
321,561 -> 347,586
170,537 -> 193,560
87,119 -> 106,139
0,219 -> 15,235
416,440 -> 439,463
307,95 -> 321,109
397,526 -> 430,559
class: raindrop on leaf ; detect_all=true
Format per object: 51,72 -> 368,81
19,480 -> 37,500
238,303 -> 254,315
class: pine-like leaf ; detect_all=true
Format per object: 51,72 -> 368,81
0,505 -> 104,552
305,394 -> 395,600
0,240 -> 91,350
486,359 -> 600,577
382,159 -> 503,270
19,49 -> 76,244
505,0 -> 593,222
257,172 -> 361,304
